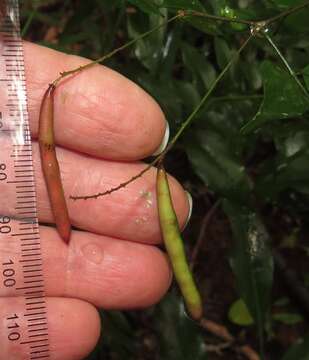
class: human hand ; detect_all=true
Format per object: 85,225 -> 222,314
1,42 -> 191,360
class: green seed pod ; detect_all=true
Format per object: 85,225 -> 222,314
156,165 -> 202,320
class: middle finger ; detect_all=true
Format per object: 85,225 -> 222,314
1,140 -> 190,244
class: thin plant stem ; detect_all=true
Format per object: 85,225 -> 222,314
265,0 -> 309,25
52,12 -> 183,86
68,1 -> 309,200
264,33 -> 309,102
168,34 -> 253,148
187,10 -> 253,26
188,0 -> 309,28
70,34 -> 253,200
51,1 -> 309,86
70,160 -> 157,200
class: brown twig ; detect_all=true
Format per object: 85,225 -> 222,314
200,318 -> 260,360
205,341 -> 233,355
190,199 -> 221,270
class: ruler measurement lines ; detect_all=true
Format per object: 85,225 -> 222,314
1,1 -> 50,359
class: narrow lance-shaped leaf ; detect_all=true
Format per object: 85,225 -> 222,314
224,201 -> 274,354
127,0 -> 161,14
186,127 -> 251,204
154,292 -> 208,360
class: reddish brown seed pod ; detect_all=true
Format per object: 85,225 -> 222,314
38,84 -> 71,243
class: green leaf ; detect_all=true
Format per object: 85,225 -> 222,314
160,0 -> 220,35
183,14 -> 220,35
273,312 -> 303,325
99,311 -> 136,358
282,333 -> 309,360
269,1 -> 309,33
224,202 -> 274,352
254,121 -> 309,200
181,43 -> 216,90
154,292 -> 208,360
160,0 -> 204,11
127,0 -> 161,14
274,122 -> 309,158
137,74 -> 183,126
127,8 -> 167,71
214,37 -> 233,70
241,61 -> 309,134
186,126 -> 251,204
228,298 -> 254,326
270,0 -> 306,9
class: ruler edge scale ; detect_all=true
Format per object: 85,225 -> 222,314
1,1 -> 50,359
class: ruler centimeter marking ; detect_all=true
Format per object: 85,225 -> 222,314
1,1 -> 50,359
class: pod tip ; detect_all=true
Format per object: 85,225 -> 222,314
59,225 -> 71,244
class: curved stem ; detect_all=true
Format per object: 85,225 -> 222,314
70,34 -> 252,200
52,1 -> 309,87
66,1 -> 309,200
70,158 -> 158,200
265,0 -> 309,25
52,12 -> 183,86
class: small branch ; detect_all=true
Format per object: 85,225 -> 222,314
190,199 -> 221,270
187,10 -> 253,26
50,1 -> 309,87
265,0 -> 309,26
188,1 -> 309,29
70,157 -> 160,200
69,1 -> 308,201
52,12 -> 184,87
70,35 -> 252,201
238,345 -> 261,360
200,318 -> 234,342
205,341 -> 232,355
200,318 -> 260,360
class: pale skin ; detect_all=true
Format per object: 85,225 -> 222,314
0,42 -> 190,360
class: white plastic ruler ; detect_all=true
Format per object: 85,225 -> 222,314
0,1 -> 50,359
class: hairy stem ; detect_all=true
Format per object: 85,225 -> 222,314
67,1 -> 309,200
70,34 -> 252,200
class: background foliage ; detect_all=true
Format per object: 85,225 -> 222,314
21,0 -> 309,359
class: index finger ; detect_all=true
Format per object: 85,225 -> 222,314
24,42 -> 167,160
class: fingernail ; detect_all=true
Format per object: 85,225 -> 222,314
183,191 -> 193,229
152,121 -> 170,156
